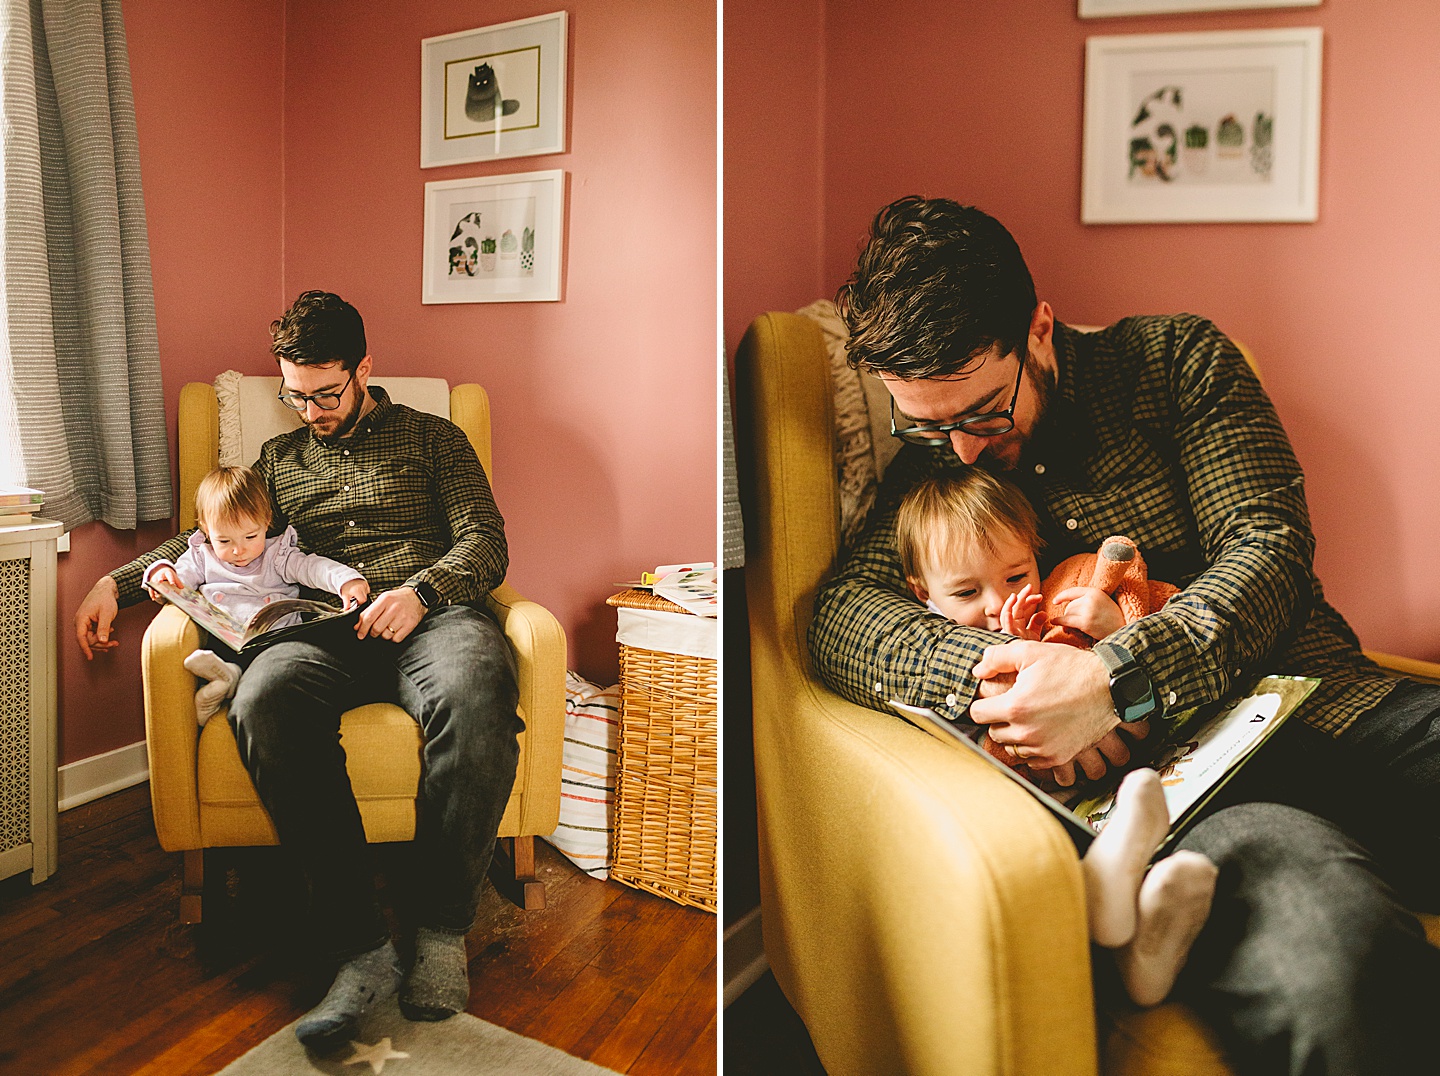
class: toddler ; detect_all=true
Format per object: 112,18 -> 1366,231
143,466 -> 370,724
895,469 -> 1218,1007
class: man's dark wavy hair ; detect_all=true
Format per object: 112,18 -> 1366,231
836,197 -> 1037,379
269,290 -> 367,370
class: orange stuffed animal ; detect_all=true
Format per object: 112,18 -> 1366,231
1038,535 -> 1178,648
981,535 -> 1177,787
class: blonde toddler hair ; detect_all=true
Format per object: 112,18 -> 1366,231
896,470 -> 1043,584
195,466 -> 273,532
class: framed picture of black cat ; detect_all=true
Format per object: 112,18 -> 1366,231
420,11 -> 567,168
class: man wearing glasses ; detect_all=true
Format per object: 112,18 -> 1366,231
810,197 -> 1440,1073
74,291 -> 521,1051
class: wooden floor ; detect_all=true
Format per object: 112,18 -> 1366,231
0,784 -> 716,1075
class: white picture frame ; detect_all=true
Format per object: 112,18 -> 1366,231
420,12 -> 567,168
1082,28 -> 1322,224
422,170 -> 565,304
1080,0 -> 1318,17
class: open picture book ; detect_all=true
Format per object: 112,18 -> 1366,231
147,575 -> 364,654
891,674 -> 1319,856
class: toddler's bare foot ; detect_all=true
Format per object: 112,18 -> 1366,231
1082,768 -> 1169,947
1116,850 -> 1218,1007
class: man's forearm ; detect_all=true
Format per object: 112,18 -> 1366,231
809,571 -> 1004,717
109,530 -> 197,606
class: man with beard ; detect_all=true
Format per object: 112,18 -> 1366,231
74,291 -> 521,1052
809,198 -> 1440,1074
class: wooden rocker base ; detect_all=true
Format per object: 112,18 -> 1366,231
488,835 -> 546,911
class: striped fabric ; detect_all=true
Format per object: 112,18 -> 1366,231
810,314 -> 1400,737
545,672 -> 619,879
0,0 -> 170,528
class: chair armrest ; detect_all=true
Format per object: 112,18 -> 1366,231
486,582 -> 566,834
1365,650 -> 1440,685
755,677 -> 1099,1076
141,604 -> 204,851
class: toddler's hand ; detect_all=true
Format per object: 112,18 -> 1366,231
1049,586 -> 1126,642
340,578 -> 371,609
999,584 -> 1045,641
144,564 -> 180,603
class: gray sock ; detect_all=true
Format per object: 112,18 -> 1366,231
400,927 -> 470,1021
295,940 -> 402,1051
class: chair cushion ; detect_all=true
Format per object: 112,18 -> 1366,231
214,372 -> 453,467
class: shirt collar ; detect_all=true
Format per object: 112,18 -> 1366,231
1021,320 -> 1095,469
311,383 -> 393,447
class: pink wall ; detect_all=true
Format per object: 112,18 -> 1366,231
59,0 -> 715,765
799,0 -> 1438,662
722,0 -> 826,358
282,0 -> 717,685
57,0 -> 286,765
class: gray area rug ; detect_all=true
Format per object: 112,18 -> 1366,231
217,996 -> 621,1075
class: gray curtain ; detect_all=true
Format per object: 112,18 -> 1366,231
0,0 -> 170,529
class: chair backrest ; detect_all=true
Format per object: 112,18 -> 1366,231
177,374 -> 492,531
736,312 -> 839,683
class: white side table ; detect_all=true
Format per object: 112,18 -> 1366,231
0,518 -> 63,884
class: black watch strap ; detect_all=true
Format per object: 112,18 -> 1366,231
1094,641 -> 1159,724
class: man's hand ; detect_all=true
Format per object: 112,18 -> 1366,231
356,586 -> 425,642
143,564 -> 179,603
1048,586 -> 1126,643
340,578 -> 371,609
969,640 -> 1118,770
75,576 -> 121,660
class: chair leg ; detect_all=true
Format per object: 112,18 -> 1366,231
180,849 -> 204,924
488,836 -> 546,911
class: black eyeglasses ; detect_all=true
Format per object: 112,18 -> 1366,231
889,349 -> 1026,445
278,370 -> 354,412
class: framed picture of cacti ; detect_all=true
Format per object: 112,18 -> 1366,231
1080,0 -> 1318,16
420,12 -> 567,168
1081,28 -> 1321,223
422,170 -> 565,303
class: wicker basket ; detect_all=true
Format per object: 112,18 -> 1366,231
605,589 -> 717,912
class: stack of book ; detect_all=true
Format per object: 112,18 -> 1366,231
0,485 -> 44,526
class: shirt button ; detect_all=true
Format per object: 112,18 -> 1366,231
1065,518 -> 1078,530
873,682 -> 883,695
1234,667 -> 1242,677
1167,691 -> 1177,706
1034,463 -> 1046,475
343,484 -> 351,492
356,562 -> 364,569
945,693 -> 958,707
343,449 -> 350,456
347,520 -> 356,527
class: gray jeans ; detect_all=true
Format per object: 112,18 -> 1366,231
227,603 -> 522,959
1160,681 -> 1440,1076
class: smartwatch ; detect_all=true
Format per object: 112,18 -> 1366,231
1093,641 -> 1159,724
408,581 -> 443,610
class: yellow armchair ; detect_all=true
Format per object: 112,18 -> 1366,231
142,377 -> 565,921
735,312 -> 1440,1076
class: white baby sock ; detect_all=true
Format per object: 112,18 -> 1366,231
183,649 -> 243,726
1082,767 -> 1171,947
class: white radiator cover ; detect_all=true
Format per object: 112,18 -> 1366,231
0,519 -> 62,884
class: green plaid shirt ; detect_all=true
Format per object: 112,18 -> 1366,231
810,314 -> 1399,736
111,386 -> 507,609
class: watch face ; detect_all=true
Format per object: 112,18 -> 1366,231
1113,666 -> 1156,721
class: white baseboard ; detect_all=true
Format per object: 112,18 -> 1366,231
58,740 -> 148,812
723,904 -> 768,1007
